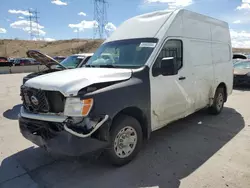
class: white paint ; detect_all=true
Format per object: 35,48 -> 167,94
105,10 -> 172,43
23,9 -> 233,136
24,68 -> 132,96
150,37 -> 195,130
143,9 -> 233,130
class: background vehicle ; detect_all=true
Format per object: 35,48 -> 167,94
0,57 -> 13,67
53,56 -> 66,62
0,57 -> 8,62
233,53 -> 247,60
22,51 -> 93,84
233,53 -> 247,64
60,53 -> 93,68
13,58 -> 39,66
8,58 -> 15,63
233,59 -> 250,86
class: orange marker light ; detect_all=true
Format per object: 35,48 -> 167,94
81,98 -> 94,116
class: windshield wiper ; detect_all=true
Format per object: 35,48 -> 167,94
99,64 -> 117,68
85,64 -> 118,68
84,64 -> 96,67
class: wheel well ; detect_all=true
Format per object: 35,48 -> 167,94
217,82 -> 227,102
111,107 -> 149,139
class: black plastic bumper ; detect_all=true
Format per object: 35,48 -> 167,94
234,75 -> 250,86
19,117 -> 109,156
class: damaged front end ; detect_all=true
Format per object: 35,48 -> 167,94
19,108 -> 110,156
19,69 -> 129,156
64,115 -> 109,138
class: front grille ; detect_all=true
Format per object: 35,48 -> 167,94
21,86 -> 65,113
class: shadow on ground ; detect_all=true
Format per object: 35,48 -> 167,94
3,104 -> 22,120
0,107 -> 245,188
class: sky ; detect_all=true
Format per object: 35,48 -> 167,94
0,0 -> 250,47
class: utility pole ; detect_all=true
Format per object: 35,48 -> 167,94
27,9 -> 40,40
93,0 -> 109,39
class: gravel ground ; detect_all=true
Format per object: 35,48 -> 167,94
0,73 -> 249,188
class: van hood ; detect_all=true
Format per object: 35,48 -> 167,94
24,67 -> 132,96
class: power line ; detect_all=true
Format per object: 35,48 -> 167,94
26,9 -> 40,40
93,0 -> 109,39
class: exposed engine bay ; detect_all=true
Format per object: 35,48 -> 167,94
23,50 -> 68,84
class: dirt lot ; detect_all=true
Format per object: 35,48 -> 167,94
0,73 -> 250,188
0,39 -> 104,58
0,39 -> 249,58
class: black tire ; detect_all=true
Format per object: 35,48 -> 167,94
106,114 -> 143,166
208,87 -> 225,115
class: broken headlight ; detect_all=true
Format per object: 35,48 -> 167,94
64,97 -> 93,117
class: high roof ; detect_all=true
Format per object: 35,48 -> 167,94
105,9 -> 229,43
105,9 -> 173,42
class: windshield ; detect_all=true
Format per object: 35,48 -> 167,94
234,61 -> 250,69
86,38 -> 158,68
60,55 -> 85,68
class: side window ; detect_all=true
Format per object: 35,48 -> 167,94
152,39 -> 183,75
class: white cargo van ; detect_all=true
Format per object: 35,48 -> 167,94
19,9 -> 233,166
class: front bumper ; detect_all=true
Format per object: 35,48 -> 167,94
19,117 -> 109,156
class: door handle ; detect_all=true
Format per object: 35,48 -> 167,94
179,76 -> 186,80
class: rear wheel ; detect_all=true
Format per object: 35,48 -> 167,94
106,115 -> 143,166
208,87 -> 225,115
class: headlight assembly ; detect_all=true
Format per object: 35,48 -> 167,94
64,97 -> 93,117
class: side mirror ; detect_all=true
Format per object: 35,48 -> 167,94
160,57 -> 178,76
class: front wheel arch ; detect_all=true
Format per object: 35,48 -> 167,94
111,107 -> 150,140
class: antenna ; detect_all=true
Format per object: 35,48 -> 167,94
27,9 -> 40,40
93,0 -> 109,39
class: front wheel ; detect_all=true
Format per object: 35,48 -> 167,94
106,115 -> 143,166
208,87 -> 225,115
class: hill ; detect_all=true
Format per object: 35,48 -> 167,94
0,39 -> 104,58
0,39 -> 249,58
232,48 -> 250,54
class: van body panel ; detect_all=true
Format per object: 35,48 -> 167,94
212,42 -> 233,97
19,9 -> 233,156
147,9 -> 232,130
82,66 -> 152,137
105,10 -> 172,43
187,39 -> 214,110
149,37 -> 195,130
